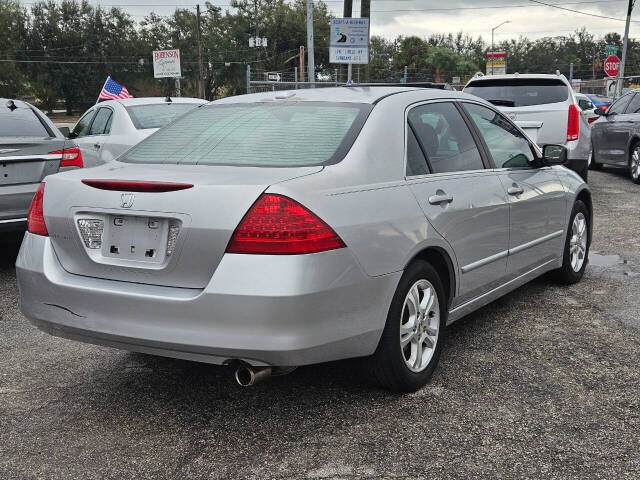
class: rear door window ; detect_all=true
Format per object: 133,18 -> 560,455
464,78 -> 569,107
624,93 -> 640,113
0,106 -> 50,137
408,102 -> 484,174
463,103 -> 535,169
406,127 -> 429,176
89,108 -> 113,135
72,111 -> 95,138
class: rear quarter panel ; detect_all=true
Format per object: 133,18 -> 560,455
268,92 -> 460,282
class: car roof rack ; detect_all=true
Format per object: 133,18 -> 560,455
343,82 -> 455,91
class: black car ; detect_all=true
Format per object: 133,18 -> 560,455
0,99 -> 82,232
590,91 -> 640,183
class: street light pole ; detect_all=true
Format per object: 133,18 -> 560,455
307,0 -> 315,86
617,0 -> 635,97
490,20 -> 510,75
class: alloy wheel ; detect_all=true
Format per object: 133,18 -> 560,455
569,212 -> 588,272
400,279 -> 440,373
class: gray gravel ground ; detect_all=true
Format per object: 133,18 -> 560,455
1,168 -> 640,479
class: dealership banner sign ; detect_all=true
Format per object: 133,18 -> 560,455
486,52 -> 507,75
153,49 -> 181,79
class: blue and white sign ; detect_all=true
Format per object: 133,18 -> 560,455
330,18 -> 370,65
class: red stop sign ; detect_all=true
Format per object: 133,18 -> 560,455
604,55 -> 621,77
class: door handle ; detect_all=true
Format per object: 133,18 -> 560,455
508,185 -> 524,196
428,193 -> 454,205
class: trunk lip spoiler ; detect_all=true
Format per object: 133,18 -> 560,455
81,179 -> 194,193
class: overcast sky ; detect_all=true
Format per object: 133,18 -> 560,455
22,0 -> 636,41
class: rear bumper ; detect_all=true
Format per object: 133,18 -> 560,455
0,182 -> 39,226
16,233 -> 399,366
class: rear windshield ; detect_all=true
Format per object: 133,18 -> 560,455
465,79 -> 569,107
125,103 -> 202,130
0,107 -> 50,137
122,102 -> 371,167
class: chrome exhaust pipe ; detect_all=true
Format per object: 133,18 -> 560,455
234,366 -> 273,387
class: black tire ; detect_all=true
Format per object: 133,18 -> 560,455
629,143 -> 640,184
552,200 -> 590,285
370,260 -> 446,392
590,147 -> 602,170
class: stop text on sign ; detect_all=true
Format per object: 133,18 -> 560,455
604,55 -> 621,78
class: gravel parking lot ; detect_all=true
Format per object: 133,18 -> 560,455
1,168 -> 639,479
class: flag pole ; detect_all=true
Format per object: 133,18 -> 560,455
96,76 -> 110,105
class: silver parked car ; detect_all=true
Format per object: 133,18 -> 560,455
17,87 -> 592,392
1,99 -> 82,233
69,97 -> 207,167
464,73 -> 591,180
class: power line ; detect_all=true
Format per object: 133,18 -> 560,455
528,0 -> 640,22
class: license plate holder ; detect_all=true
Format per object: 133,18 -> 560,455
102,214 -> 168,263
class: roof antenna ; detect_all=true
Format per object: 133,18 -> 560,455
5,100 -> 17,111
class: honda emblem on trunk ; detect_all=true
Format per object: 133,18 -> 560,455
120,193 -> 135,208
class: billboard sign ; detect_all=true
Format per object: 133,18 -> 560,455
153,49 -> 181,79
329,18 -> 370,65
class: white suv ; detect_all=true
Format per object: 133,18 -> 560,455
464,73 -> 591,180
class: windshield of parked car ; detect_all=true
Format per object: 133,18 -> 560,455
0,106 -> 51,137
465,78 -> 569,107
125,103 -> 203,129
122,102 -> 371,167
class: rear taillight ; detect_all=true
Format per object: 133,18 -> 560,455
27,183 -> 48,236
50,147 -> 83,168
226,193 -> 346,255
567,104 -> 580,141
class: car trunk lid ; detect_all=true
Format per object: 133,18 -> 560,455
0,137 -> 66,186
44,162 -> 322,289
498,103 -> 568,145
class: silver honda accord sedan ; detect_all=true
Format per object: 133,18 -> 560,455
16,87 -> 592,392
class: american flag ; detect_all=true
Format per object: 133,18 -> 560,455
98,76 -> 133,101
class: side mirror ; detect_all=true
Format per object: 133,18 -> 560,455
594,107 -> 608,116
542,144 -> 568,166
58,126 -> 70,137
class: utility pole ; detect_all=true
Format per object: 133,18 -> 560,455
254,0 -> 260,63
618,0 -> 635,96
344,0 -> 352,84
306,0 -> 315,86
569,62 -> 574,84
361,0 -> 370,82
343,0 -> 352,17
196,4 -> 204,98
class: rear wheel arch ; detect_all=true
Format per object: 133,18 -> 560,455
575,189 -> 593,242
405,247 -> 456,308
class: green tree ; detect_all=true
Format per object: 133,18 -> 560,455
0,0 -> 28,98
